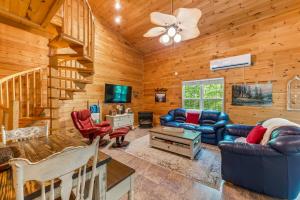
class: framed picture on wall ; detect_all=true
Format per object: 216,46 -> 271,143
155,88 -> 167,102
287,76 -> 300,111
232,83 -> 272,106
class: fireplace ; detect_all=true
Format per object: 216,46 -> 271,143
138,112 -> 153,128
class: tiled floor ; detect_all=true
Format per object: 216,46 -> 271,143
100,128 -> 279,200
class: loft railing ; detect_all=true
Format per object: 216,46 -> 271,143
61,0 -> 95,60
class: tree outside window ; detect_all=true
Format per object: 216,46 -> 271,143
182,78 -> 224,111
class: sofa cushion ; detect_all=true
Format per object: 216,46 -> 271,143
199,111 -> 220,125
223,134 -> 239,142
174,108 -> 186,123
186,112 -> 200,124
201,133 -> 216,139
164,121 -> 183,128
246,125 -> 267,144
179,123 -> 198,130
196,125 -> 215,134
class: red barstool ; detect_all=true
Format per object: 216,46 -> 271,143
109,127 -> 130,148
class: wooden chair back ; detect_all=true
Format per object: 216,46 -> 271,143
9,136 -> 100,200
1,121 -> 49,145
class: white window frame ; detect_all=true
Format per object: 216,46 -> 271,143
182,78 -> 224,111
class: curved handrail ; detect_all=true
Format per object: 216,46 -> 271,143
0,67 -> 45,84
0,67 -> 47,111
84,0 -> 95,22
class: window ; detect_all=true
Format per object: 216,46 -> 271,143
182,78 -> 224,111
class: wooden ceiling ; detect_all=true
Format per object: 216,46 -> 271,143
90,0 -> 300,54
0,0 -> 64,36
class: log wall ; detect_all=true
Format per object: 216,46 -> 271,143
143,9 -> 300,125
58,18 -> 144,134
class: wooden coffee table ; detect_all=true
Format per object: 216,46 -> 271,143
149,126 -> 201,159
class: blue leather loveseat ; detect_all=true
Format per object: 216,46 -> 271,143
219,124 -> 300,199
160,108 -> 229,145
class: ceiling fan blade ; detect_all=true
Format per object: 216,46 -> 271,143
143,27 -> 166,37
150,12 -> 177,26
175,8 -> 202,29
180,28 -> 200,41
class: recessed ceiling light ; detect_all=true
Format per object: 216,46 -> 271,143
115,0 -> 121,10
115,16 -> 121,24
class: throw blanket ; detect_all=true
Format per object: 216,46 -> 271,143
261,118 -> 300,145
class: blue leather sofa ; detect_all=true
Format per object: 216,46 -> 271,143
160,108 -> 229,145
219,124 -> 300,199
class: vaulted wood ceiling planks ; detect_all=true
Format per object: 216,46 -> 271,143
0,0 -> 64,37
89,0 -> 300,54
0,0 -> 62,24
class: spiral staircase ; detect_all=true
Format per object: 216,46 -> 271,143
0,0 -> 95,134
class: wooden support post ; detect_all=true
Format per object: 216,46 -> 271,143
5,81 -> 9,108
49,54 -> 60,134
12,77 -> 16,101
19,75 -> 22,118
0,108 -> 4,131
33,71 -> 36,108
0,84 -> 3,106
26,74 -> 30,117
8,101 -> 19,130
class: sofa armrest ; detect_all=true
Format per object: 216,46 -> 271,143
269,135 -> 300,155
225,124 -> 254,138
213,120 -> 228,129
160,114 -> 173,124
218,141 -> 281,156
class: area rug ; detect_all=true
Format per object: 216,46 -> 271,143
124,135 -> 222,190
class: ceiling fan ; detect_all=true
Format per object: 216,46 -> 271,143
143,8 -> 202,45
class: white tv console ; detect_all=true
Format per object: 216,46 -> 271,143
106,113 -> 134,130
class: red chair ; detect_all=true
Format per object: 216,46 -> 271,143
71,109 -> 112,146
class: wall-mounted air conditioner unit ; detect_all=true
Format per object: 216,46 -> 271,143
210,53 -> 252,71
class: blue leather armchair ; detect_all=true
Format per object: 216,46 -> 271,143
160,108 -> 229,145
219,124 -> 300,199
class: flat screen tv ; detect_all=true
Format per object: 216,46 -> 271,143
104,83 -> 132,103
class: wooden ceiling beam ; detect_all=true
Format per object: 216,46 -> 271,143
0,8 -> 52,38
41,0 -> 65,28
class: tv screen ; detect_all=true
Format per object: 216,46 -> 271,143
104,84 -> 132,103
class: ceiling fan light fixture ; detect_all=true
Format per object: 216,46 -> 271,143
167,26 -> 176,37
160,34 -> 170,44
144,8 -> 202,46
174,33 -> 182,43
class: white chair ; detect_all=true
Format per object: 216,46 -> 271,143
1,121 -> 49,145
9,136 -> 100,200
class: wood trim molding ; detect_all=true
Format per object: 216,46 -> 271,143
41,0 -> 65,27
0,8 -> 51,38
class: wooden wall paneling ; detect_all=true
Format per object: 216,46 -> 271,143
143,9 -> 300,125
0,23 -> 49,78
57,18 -> 144,134
89,0 -> 300,54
